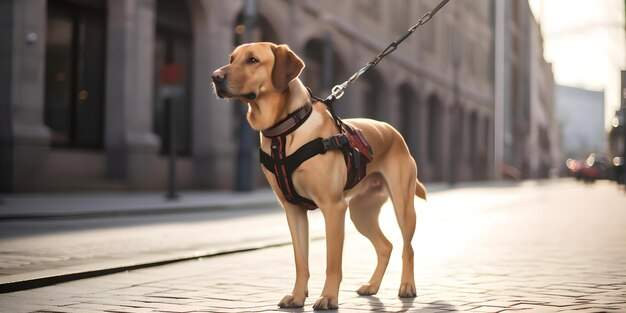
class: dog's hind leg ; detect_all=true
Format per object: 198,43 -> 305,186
381,146 -> 418,298
349,176 -> 392,296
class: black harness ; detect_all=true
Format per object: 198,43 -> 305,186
259,99 -> 373,210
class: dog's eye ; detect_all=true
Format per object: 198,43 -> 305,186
246,57 -> 259,64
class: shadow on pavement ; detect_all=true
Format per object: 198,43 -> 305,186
365,295 -> 385,311
362,296 -> 457,312
425,300 -> 458,311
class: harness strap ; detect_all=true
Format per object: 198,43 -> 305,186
258,91 -> 373,210
260,129 -> 370,210
269,136 -> 292,205
260,136 -> 349,173
261,139 -> 319,173
263,136 -> 318,209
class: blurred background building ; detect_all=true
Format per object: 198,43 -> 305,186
556,86 -> 606,160
0,0 -> 559,193
609,70 -> 626,163
530,0 -> 626,178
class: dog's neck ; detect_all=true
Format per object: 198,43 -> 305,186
245,78 -> 310,131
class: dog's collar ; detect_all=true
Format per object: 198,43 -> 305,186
262,103 -> 313,138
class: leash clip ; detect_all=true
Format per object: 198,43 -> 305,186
331,84 -> 345,99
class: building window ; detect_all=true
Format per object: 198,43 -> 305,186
44,0 -> 106,149
154,0 -> 192,156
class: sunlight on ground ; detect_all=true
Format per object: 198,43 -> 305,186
322,182 -> 549,273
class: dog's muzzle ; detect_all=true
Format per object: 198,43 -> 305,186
211,72 -> 228,98
211,70 -> 256,100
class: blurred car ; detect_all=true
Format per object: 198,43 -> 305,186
577,153 -> 610,183
565,158 -> 584,179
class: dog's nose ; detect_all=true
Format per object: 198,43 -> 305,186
211,70 -> 226,84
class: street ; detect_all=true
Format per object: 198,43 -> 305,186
1,179 -> 625,312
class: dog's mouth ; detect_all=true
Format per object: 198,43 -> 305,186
212,83 -> 230,99
212,83 -> 256,101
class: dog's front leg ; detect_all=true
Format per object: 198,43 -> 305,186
313,201 -> 348,310
278,204 -> 309,308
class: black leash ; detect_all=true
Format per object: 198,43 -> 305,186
323,0 -> 452,106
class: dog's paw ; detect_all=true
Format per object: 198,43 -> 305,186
312,295 -> 338,310
278,294 -> 305,308
398,282 -> 417,298
356,283 -> 378,296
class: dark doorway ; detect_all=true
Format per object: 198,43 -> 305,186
398,83 -> 419,160
469,111 -> 478,179
362,70 -> 385,120
398,84 -> 417,139
303,37 -> 345,97
154,0 -> 192,156
44,0 -> 106,149
427,95 -> 442,181
481,117 -> 491,179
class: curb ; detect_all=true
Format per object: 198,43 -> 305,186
0,199 -> 279,221
0,235 -> 325,294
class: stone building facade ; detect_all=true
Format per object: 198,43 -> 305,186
495,0 -> 560,179
609,71 -> 626,164
1,0 -> 501,192
556,86 -> 606,160
528,19 -> 558,178
500,0 -> 532,178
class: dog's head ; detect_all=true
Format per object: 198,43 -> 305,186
212,42 -> 305,102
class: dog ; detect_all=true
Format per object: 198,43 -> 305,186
212,42 -> 427,310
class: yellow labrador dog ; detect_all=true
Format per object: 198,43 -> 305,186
212,42 -> 426,310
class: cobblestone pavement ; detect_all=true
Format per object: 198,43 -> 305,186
1,180 -> 625,312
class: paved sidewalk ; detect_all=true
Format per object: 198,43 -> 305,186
2,179 -> 624,312
0,190 -> 279,220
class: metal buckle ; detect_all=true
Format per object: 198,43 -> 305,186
331,84 -> 345,99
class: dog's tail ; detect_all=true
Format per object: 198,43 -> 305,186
415,180 -> 427,200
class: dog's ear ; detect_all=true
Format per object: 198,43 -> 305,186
271,44 -> 304,91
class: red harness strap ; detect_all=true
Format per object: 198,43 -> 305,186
259,104 -> 373,210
